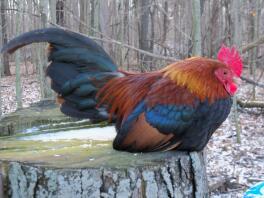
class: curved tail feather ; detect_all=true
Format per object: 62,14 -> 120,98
2,28 -> 121,121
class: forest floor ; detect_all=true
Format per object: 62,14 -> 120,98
0,72 -> 263,198
207,73 -> 264,197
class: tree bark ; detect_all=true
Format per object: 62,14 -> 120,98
79,0 -> 90,34
0,0 -> 11,76
161,1 -> 168,56
56,0 -> 65,26
90,0 -> 96,36
208,0 -> 220,57
15,1 -> 22,109
2,152 -> 209,197
138,0 -> 153,70
223,0 -> 232,46
192,0 -> 202,56
49,0 -> 56,24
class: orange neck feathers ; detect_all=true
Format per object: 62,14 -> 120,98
162,57 -> 230,103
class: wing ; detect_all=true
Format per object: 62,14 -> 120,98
145,104 -> 196,135
113,77 -> 202,152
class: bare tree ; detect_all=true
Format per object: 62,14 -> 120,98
232,0 -> 242,143
79,0 -> 90,34
160,1 -> 168,56
248,0 -> 261,99
0,0 -> 11,76
15,0 -> 22,108
49,0 -> 56,24
138,0 -> 153,70
192,0 -> 202,56
56,0 -> 65,26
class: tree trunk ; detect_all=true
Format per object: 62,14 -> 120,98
247,0 -> 260,98
138,0 -> 153,70
99,0 -> 111,52
38,0 -> 53,99
15,1 -> 22,109
223,0 -> 232,46
2,152 -> 209,197
208,0 -> 220,57
0,52 -> 2,116
56,0 -> 65,26
161,1 -> 168,56
90,0 -> 96,36
232,0 -> 242,144
0,0 -> 11,76
192,0 -> 202,56
90,0 -> 100,37
49,0 -> 56,24
79,0 -> 90,34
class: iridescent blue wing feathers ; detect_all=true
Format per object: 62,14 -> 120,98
145,104 -> 195,134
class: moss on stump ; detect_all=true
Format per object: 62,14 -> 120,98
0,100 -> 209,197
0,137 -> 208,197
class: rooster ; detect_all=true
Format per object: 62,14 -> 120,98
2,28 -> 243,152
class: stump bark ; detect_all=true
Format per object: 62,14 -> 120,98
0,151 -> 208,198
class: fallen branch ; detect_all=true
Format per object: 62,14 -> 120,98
237,100 -> 264,108
242,35 -> 264,53
240,76 -> 264,89
209,178 -> 228,193
247,178 -> 264,183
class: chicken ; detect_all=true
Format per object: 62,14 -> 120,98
1,28 -> 243,152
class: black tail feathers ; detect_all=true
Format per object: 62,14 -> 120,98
2,28 -> 121,122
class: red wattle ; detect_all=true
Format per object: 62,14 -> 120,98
230,83 -> 237,95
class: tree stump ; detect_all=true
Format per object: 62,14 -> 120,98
0,101 -> 209,197
0,149 -> 208,197
0,100 -> 75,136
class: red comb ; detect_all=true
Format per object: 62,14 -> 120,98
217,44 -> 243,77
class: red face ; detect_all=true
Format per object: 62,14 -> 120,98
214,68 -> 237,96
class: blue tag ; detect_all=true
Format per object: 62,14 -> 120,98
244,182 -> 264,198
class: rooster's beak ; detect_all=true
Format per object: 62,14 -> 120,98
233,76 -> 242,86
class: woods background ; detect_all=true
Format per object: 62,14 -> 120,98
0,0 -> 263,113
0,1 -> 264,196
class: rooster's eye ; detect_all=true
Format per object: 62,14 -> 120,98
223,71 -> 227,75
